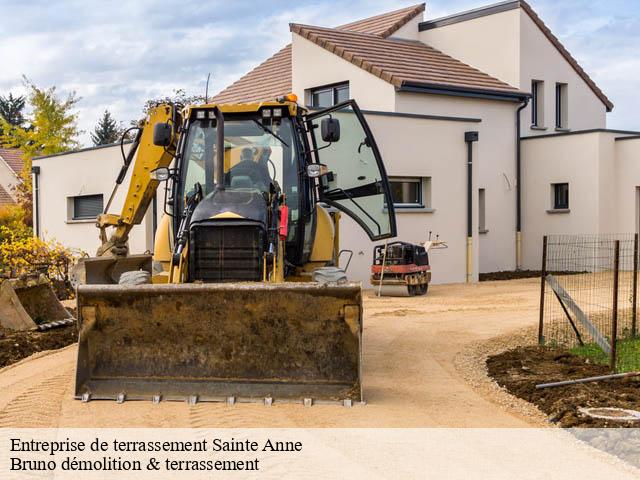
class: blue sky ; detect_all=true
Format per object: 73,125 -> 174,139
1,0 -> 638,145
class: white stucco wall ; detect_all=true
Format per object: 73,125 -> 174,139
519,9 -> 607,135
339,112 -> 480,286
33,144 -> 156,256
614,137 -> 640,234
418,8 -> 521,89
389,15 -> 422,41
291,34 -> 396,111
522,132 -> 624,269
395,92 -> 518,275
419,7 -> 608,136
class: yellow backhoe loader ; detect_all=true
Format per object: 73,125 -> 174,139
73,96 -> 396,405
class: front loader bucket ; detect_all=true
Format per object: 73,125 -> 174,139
75,282 -> 363,404
0,276 -> 72,331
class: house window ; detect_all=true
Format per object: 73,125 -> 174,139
309,83 -> 349,108
389,177 -> 431,208
552,183 -> 569,210
531,80 -> 544,127
555,83 -> 568,129
479,188 -> 487,233
72,194 -> 103,220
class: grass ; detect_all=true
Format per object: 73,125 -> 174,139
570,337 -> 640,373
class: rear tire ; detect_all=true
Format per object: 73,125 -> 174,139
419,283 -> 429,295
118,270 -> 151,286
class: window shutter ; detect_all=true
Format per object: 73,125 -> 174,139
74,194 -> 104,219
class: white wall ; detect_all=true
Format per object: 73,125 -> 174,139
395,92 -> 518,275
340,112 -> 480,286
389,15 -> 422,41
519,9 -> 607,135
615,137 -> 640,234
33,144 -> 156,256
291,33 -> 397,111
419,7 -> 608,136
418,8 -> 521,89
521,132 -> 604,269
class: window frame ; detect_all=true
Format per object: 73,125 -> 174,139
531,80 -> 543,127
389,177 -> 424,208
309,82 -> 350,109
71,194 -> 104,220
555,83 -> 568,129
478,188 -> 487,233
552,183 -> 569,210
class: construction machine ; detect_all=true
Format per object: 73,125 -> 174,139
74,96 -> 396,405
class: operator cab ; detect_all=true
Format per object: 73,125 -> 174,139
158,99 -> 396,282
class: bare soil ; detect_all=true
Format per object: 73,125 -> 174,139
487,346 -> 640,428
0,278 -> 544,428
0,324 -> 77,369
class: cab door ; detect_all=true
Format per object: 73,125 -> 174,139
305,100 -> 396,240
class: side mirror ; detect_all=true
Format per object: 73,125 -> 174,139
153,122 -> 172,147
150,167 -> 171,181
321,117 -> 340,143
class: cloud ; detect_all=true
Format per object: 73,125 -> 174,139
1,0 -> 638,145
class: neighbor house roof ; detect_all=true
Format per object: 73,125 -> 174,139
418,0 -> 613,111
0,184 -> 15,206
213,4 -> 426,104
289,23 -> 525,97
0,147 -> 24,176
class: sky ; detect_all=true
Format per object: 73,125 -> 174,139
1,0 -> 639,146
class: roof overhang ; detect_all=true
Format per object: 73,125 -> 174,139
398,81 -> 530,103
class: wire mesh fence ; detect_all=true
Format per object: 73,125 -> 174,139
539,234 -> 639,372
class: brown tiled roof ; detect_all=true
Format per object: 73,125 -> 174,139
519,1 -> 613,112
0,184 -> 15,206
290,24 -> 523,95
213,45 -> 292,104
212,4 -> 426,104
338,3 -> 425,37
0,147 -> 24,176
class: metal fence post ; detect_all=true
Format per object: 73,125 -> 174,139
611,240 -> 620,372
539,235 -> 548,345
633,233 -> 638,337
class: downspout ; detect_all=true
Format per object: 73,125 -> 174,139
515,97 -> 530,270
31,166 -> 41,238
465,131 -> 479,283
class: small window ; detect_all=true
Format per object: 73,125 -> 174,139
479,188 -> 487,232
309,83 -> 350,108
389,177 -> 431,208
555,83 -> 568,129
531,80 -> 544,127
552,183 -> 569,210
72,194 -> 103,220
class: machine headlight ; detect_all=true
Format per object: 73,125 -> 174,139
273,108 -> 282,118
196,110 -> 206,119
306,164 -> 329,178
262,109 -> 272,118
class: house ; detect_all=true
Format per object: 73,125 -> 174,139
32,1 -> 640,285
31,143 -> 158,255
0,147 -> 24,206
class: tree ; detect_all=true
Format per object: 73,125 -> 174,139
91,110 -> 124,146
0,93 -> 26,132
0,77 -> 81,224
134,88 -> 204,125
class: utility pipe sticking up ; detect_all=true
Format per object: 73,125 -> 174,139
465,131 -> 479,283
515,98 -> 530,270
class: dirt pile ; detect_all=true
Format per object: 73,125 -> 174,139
0,324 -> 77,369
487,346 -> 640,427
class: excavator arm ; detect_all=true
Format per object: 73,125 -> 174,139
97,103 -> 177,257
